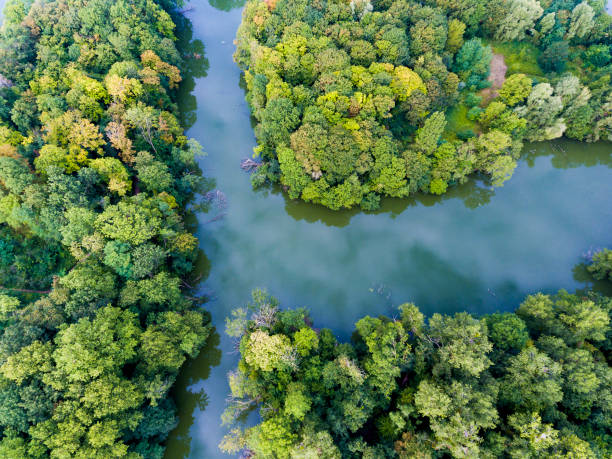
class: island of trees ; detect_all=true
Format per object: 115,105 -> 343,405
235,0 -> 612,209
221,284 -> 611,458
0,0 -> 211,456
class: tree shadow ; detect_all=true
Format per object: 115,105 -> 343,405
159,8 -> 221,459
279,175 -> 495,228
522,139 -> 612,169
163,329 -> 223,459
276,138 -> 611,228
572,262 -> 612,297
208,0 -> 246,11
173,10 -> 210,130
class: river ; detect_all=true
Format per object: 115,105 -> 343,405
1,1 -> 611,458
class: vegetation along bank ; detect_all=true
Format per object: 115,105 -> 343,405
221,285 -> 611,458
0,0 -> 211,456
235,0 -> 612,209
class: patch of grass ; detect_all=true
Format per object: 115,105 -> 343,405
487,40 -> 545,79
444,103 -> 479,141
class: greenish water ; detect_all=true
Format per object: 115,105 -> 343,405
164,2 -> 612,458
1,1 -> 611,458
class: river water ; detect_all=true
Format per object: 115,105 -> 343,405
1,1 -> 611,458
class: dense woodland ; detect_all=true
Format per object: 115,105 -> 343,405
235,0 -> 612,209
0,0 -> 611,457
0,0 -> 211,456
221,284 -> 612,458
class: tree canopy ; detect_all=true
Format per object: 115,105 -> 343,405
236,0 -> 612,209
0,0 -> 211,456
222,288 -> 612,458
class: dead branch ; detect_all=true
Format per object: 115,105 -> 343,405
240,158 -> 262,172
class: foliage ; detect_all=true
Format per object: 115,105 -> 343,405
223,289 -> 611,458
589,249 -> 612,281
235,0 -> 612,209
0,0 -> 211,456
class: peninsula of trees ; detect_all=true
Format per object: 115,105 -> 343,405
235,0 -> 612,209
0,0 -> 210,456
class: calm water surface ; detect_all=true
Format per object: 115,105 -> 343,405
1,1 -> 611,458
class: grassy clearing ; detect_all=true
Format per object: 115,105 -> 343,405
444,103 -> 479,141
487,40 -> 545,79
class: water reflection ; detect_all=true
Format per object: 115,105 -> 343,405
572,263 -> 612,298
523,140 -> 612,169
173,10 -> 210,129
278,140 -> 612,228
163,8 -> 219,457
191,249 -> 212,287
209,0 -> 246,12
164,330 -> 223,458
277,178 -> 493,228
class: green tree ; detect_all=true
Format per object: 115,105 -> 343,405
494,0 -> 543,42
223,290 -> 612,458
588,249 -> 612,281
0,0 -> 211,455
500,347 -> 563,411
515,83 -> 565,141
259,97 -> 300,146
499,74 -> 532,107
453,38 -> 492,86
538,41 -> 569,73
413,111 -> 446,155
566,2 -> 595,40
95,198 -> 163,245
446,19 -> 466,54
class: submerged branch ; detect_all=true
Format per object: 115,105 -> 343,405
240,158 -> 261,172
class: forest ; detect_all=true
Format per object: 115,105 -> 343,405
0,0 -> 611,457
235,0 -> 612,209
221,284 -> 612,458
0,0 -> 211,456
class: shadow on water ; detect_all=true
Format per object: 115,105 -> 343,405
165,214 -> 219,458
164,329 -> 223,458
276,139 -> 612,228
163,7 -> 222,458
573,263 -> 612,298
280,178 -> 496,228
173,10 -> 210,129
208,0 -> 246,12
523,139 -> 612,169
